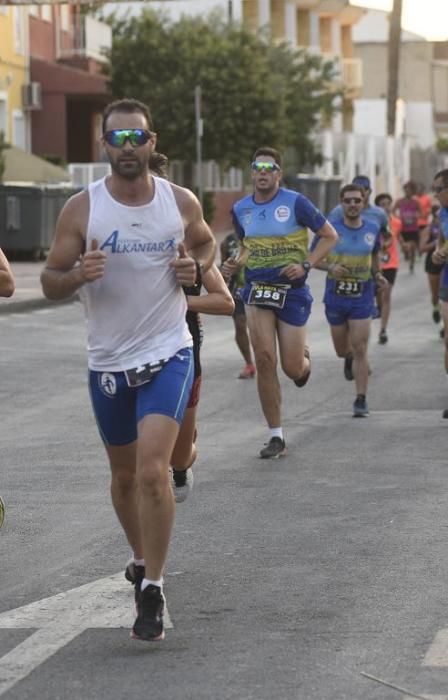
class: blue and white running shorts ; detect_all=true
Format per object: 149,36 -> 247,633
240,283 -> 313,327
88,347 -> 194,446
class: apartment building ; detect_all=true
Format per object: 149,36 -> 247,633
240,0 -> 365,130
0,5 -> 30,150
353,9 -> 448,148
28,3 -> 111,163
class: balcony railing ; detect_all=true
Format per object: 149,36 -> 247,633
341,58 -> 363,91
57,15 -> 112,63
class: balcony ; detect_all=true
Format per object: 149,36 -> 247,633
341,57 -> 363,92
322,54 -> 363,94
315,0 -> 366,22
57,15 -> 112,64
292,0 -> 322,7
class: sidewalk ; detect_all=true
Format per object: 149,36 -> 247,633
0,262 -> 53,314
0,231 -> 231,314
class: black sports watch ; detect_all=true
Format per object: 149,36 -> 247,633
302,261 -> 311,273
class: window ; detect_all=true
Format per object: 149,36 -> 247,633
41,4 -> 52,22
0,96 -> 8,142
13,110 -> 26,150
60,4 -> 69,31
13,7 -> 25,56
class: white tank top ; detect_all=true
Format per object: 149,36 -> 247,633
80,176 -> 192,371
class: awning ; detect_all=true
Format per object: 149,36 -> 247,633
3,146 -> 71,185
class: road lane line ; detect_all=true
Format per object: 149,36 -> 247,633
423,629 -> 448,667
0,573 -> 173,696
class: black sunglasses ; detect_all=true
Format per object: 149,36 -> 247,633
342,197 -> 363,204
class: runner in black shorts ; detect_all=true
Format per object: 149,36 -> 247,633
146,153 -> 234,502
420,204 -> 444,326
374,193 -> 401,344
220,231 -> 256,379
171,263 -> 234,502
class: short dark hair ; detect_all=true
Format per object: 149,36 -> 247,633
102,98 -> 153,134
352,175 -> 371,190
404,180 -> 417,194
434,169 -> 448,187
252,147 -> 282,167
340,184 -> 364,199
375,193 -> 392,206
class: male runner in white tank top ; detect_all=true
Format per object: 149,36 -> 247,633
41,98 -> 216,642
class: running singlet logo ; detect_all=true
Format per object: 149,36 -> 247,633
99,373 -> 117,397
274,206 -> 291,222
364,232 -> 376,246
100,230 -> 176,255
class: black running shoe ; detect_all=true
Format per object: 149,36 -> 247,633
378,329 -> 388,345
344,355 -> 354,381
132,584 -> 165,641
125,560 -> 145,602
353,396 -> 369,417
433,308 -> 441,324
443,409 -> 448,419
172,467 -> 194,503
259,437 -> 287,459
294,347 -> 311,387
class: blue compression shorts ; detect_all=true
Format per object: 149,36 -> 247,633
240,283 -> 313,327
324,280 -> 375,325
88,347 -> 194,446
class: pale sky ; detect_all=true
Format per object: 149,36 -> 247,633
108,1 -> 448,42
350,0 -> 448,40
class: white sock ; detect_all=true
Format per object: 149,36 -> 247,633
270,427 -> 283,440
134,558 -> 145,567
141,577 -> 163,591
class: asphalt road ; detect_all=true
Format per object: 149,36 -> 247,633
1,263 -> 448,700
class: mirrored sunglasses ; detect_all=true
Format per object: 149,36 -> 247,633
104,129 -> 152,148
251,161 -> 280,173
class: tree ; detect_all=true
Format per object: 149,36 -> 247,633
103,8 -> 339,171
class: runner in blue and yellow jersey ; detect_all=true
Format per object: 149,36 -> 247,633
222,147 -> 338,458
430,169 -> 448,418
315,183 -> 387,417
328,175 -> 391,238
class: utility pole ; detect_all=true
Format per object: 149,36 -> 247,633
194,85 -> 203,207
387,0 -> 403,136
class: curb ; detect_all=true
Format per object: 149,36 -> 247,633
0,295 -> 77,315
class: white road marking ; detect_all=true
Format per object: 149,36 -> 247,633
0,573 -> 172,696
423,629 -> 448,667
402,696 -> 448,700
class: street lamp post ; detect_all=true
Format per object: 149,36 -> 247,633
194,85 -> 203,207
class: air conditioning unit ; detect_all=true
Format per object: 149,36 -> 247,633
21,82 -> 42,110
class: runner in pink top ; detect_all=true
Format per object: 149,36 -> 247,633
375,193 -> 401,344
393,181 -> 423,273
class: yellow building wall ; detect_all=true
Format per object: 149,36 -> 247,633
242,0 -> 259,33
0,7 -> 28,143
270,0 -> 285,41
296,9 -> 310,48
